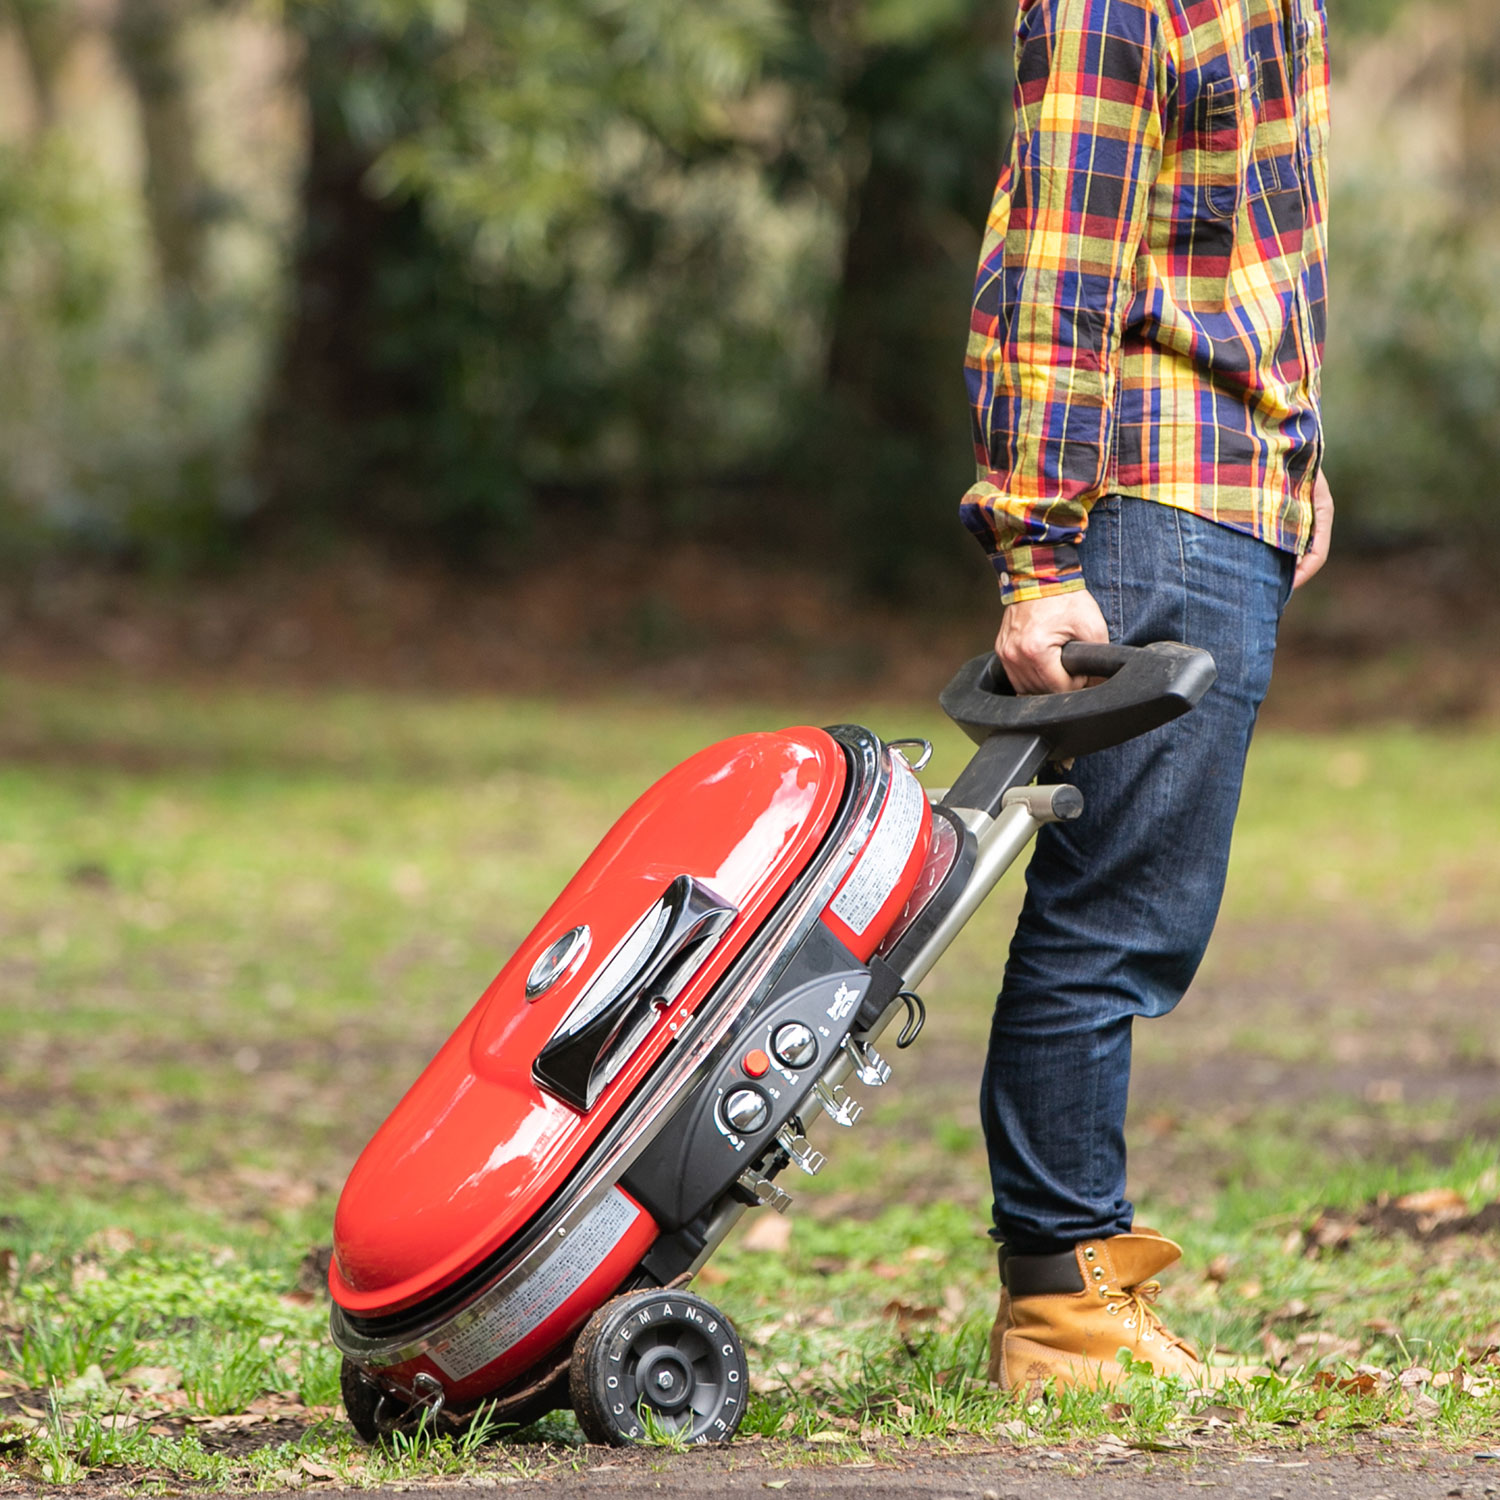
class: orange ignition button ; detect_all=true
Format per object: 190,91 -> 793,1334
742,1048 -> 771,1078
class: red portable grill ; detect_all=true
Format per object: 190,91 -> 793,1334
330,641 -> 1215,1446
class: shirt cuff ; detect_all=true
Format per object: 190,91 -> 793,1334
993,543 -> 1086,606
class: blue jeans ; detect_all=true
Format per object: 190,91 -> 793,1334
980,497 -> 1294,1254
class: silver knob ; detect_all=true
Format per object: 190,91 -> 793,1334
722,1088 -> 769,1134
772,1022 -> 818,1069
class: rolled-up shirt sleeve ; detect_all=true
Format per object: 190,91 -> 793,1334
961,0 -> 1166,605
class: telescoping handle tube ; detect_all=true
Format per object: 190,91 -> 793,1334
895,638 -> 1219,994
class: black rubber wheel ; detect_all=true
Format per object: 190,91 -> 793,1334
569,1289 -> 748,1446
340,1357 -> 383,1443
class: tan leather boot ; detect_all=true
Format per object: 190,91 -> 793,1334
987,1227 -> 1256,1391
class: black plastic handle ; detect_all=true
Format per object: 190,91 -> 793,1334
1058,640 -> 1135,679
939,639 -> 1217,760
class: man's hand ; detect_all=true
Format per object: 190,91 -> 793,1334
996,588 -> 1111,695
1293,469 -> 1334,591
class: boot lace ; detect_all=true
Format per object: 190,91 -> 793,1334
1107,1279 -> 1195,1354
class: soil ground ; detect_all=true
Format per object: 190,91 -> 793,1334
1,542 -> 1496,727
365,1444 -> 1498,1499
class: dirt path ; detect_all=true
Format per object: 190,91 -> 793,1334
306,1444 -> 1497,1499
2,545 -> 1497,727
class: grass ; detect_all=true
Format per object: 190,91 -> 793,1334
1,672 -> 1498,1489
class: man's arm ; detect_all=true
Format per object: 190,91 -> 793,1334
961,0 -> 1166,688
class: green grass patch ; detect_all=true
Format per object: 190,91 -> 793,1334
1,673 -> 1498,1486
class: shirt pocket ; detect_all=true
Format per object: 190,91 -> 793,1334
1246,52 -> 1300,202
1191,67 -> 1253,222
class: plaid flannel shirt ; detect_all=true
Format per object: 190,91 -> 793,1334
961,0 -> 1331,604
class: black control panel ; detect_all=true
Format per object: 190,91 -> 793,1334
622,922 -> 869,1231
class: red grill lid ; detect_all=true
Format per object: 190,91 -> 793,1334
330,728 -> 847,1316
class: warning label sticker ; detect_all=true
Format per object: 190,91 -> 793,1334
830,757 -> 926,936
427,1189 -> 639,1381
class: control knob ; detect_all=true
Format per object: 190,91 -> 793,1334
772,1021 -> 818,1069
721,1087 -> 770,1135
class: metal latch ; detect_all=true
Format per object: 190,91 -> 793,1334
776,1123 -> 826,1176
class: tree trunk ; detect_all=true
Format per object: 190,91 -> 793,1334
113,0 -> 208,305
251,18 -> 415,528
5,0 -> 75,130
808,0 -> 1016,589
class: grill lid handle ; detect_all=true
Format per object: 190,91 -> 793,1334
533,875 -> 737,1112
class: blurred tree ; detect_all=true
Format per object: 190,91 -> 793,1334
252,0 -> 1018,586
113,0 -> 212,312
254,0 -> 795,552
5,0 -> 1500,580
769,0 -> 1014,591
2,0 -> 75,127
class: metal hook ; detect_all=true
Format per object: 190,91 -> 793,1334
894,991 -> 926,1049
886,738 -> 933,772
374,1371 -> 449,1438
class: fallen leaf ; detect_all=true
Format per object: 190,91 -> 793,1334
85,1226 -> 136,1257
1103,1401 -> 1132,1420
881,1298 -> 940,1338
1204,1255 -> 1232,1284
739,1215 -> 792,1254
1290,1330 -> 1362,1363
1197,1403 -> 1246,1425
297,1457 -> 341,1481
695,1264 -> 729,1286
1313,1371 -> 1379,1396
763,1483 -> 790,1491
804,1431 -> 843,1444
1408,1390 -> 1442,1420
1303,1213 -> 1358,1256
1397,1366 -> 1434,1388
901,1245 -> 945,1265
1364,1317 -> 1401,1337
1394,1187 -> 1467,1217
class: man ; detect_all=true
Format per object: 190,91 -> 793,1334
960,0 -> 1332,1389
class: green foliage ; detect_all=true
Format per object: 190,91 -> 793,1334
1,0 -> 1493,573
0,131 -> 265,566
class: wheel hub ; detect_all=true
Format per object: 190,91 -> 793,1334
634,1347 -> 693,1414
